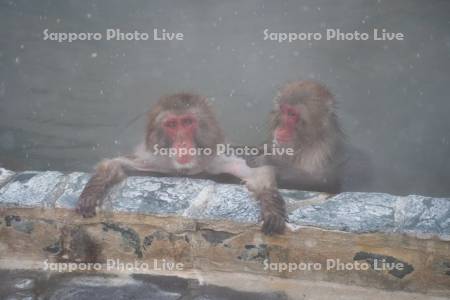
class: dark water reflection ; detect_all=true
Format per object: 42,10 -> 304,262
0,270 -> 287,299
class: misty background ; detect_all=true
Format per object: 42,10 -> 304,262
0,0 -> 449,196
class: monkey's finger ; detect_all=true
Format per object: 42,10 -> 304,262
263,219 -> 279,235
82,209 -> 96,218
76,197 -> 97,218
275,217 -> 286,234
262,215 -> 285,235
78,206 -> 96,218
262,219 -> 274,235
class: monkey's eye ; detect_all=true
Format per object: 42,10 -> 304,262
287,109 -> 298,117
164,120 -> 177,128
181,118 -> 194,126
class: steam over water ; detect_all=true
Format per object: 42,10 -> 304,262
0,0 -> 449,196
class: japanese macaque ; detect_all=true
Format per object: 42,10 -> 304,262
77,93 -> 285,235
251,80 -> 346,193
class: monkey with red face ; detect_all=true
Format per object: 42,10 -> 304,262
251,81 -> 346,193
77,93 -> 286,235
251,80 -> 372,193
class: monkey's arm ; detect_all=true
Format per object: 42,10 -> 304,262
206,155 -> 286,235
77,154 -> 166,217
250,155 -> 342,194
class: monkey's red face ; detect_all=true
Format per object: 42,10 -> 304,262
274,103 -> 300,145
163,113 -> 198,165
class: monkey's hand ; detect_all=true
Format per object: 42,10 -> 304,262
76,159 -> 127,218
77,189 -> 102,218
245,166 -> 286,235
259,188 -> 286,235
76,175 -> 107,218
207,156 -> 286,235
246,155 -> 269,168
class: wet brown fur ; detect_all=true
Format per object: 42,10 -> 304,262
268,80 -> 345,192
78,92 -> 286,235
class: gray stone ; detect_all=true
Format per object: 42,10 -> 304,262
0,168 -> 449,240
105,176 -> 212,215
184,183 -> 260,223
280,189 -> 322,200
0,171 -> 65,208
396,195 -> 450,238
107,176 -> 319,224
289,192 -> 397,233
55,172 -> 91,209
0,168 -> 15,188
289,192 -> 450,239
